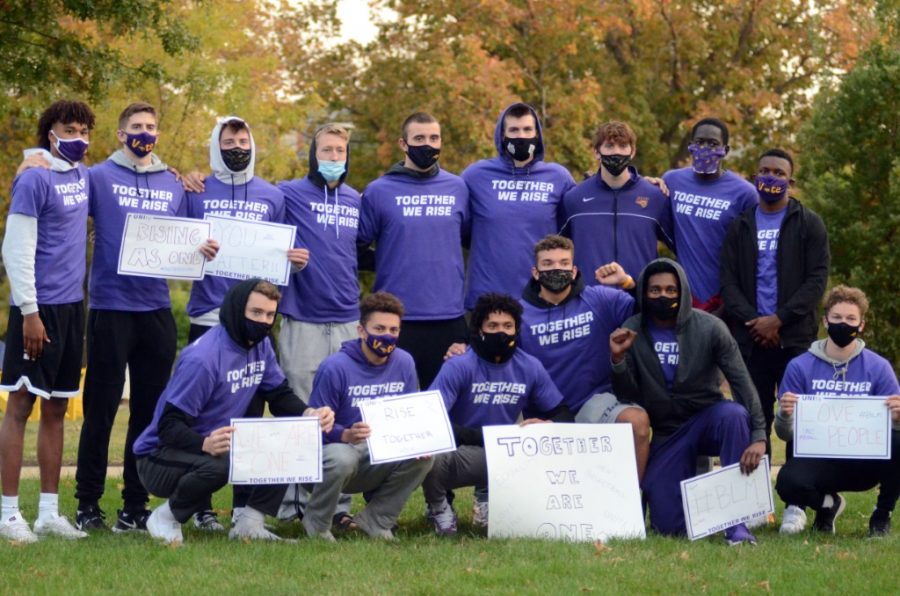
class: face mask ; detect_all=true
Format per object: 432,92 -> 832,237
755,174 -> 789,203
222,147 -> 252,172
503,136 -> 536,162
537,269 -> 574,293
244,318 -> 272,346
827,322 -> 860,348
51,131 -> 89,163
646,296 -> 679,321
472,331 -> 518,364
365,332 -> 398,357
318,160 -> 346,182
689,144 -> 726,174
600,154 -> 631,176
124,131 -> 158,158
406,144 -> 440,169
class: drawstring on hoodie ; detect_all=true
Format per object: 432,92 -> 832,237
321,185 -> 341,239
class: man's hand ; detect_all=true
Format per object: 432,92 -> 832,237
202,426 -> 234,456
609,328 -> 637,364
519,418 -> 551,426
595,262 -> 631,288
198,239 -> 220,261
779,392 -> 798,417
22,312 -> 51,360
341,422 -> 371,444
444,342 -> 468,360
886,395 -> 900,424
645,176 -> 669,196
739,440 -> 766,475
288,248 -> 310,270
180,170 -> 207,193
17,154 -> 51,176
305,406 -> 335,433
746,315 -> 781,348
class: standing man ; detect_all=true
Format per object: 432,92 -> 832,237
461,102 -> 575,308
663,118 -> 757,314
304,292 -> 433,541
720,149 -> 829,455
610,258 -> 766,544
0,100 -> 94,542
359,112 -> 469,389
74,102 -> 217,533
559,121 -> 673,283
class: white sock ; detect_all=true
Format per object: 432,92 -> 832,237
37,493 -> 59,521
1,495 -> 20,521
822,494 -> 834,509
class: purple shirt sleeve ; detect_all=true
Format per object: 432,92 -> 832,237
429,358 -> 464,412
529,363 -> 564,414
778,359 -> 806,398
163,360 -> 217,418
358,188 -> 378,245
308,363 -> 347,443
9,170 -> 46,218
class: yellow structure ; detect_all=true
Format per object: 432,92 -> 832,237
0,368 -> 85,421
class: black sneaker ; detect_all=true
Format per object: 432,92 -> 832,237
868,508 -> 892,538
813,494 -> 846,534
75,505 -> 107,531
112,508 -> 151,533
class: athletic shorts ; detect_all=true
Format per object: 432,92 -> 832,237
574,391 -> 645,424
0,302 -> 85,399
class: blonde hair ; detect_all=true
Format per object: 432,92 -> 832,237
824,285 -> 869,319
315,123 -> 350,143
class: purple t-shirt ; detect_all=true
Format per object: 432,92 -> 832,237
308,339 -> 419,443
185,177 -> 286,318
648,322 -> 679,390
359,170 -> 469,320
461,158 -> 574,310
278,177 -> 361,323
559,168 -> 673,283
663,168 -> 757,303
88,160 -> 187,311
9,165 -> 89,305
429,348 -> 563,428
779,347 -> 900,399
133,324 -> 285,456
519,284 -> 634,411
754,206 -> 786,316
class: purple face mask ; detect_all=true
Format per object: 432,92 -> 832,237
365,332 -> 398,357
754,174 -> 789,203
689,144 -> 727,174
124,131 -> 158,158
52,131 -> 89,163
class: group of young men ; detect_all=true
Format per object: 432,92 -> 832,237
1,98 -> 898,547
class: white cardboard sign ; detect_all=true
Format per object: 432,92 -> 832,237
117,213 -> 210,280
680,456 -> 774,540
204,215 -> 296,286
358,390 -> 456,464
229,417 -> 322,484
483,423 -> 645,543
793,395 -> 892,459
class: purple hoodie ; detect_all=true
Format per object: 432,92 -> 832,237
558,166 -> 673,283
359,168 -> 469,320
461,104 -> 575,309
133,324 -> 285,456
8,165 -> 90,305
429,348 -> 562,428
308,339 -> 418,443
780,341 -> 900,399
88,156 -> 187,311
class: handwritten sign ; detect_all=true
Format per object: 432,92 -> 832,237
117,213 -> 209,280
794,395 -> 892,459
204,215 -> 296,286
229,417 -> 322,484
483,424 -> 645,543
358,390 -> 456,464
680,456 -> 773,540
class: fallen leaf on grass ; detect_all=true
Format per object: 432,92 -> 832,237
593,540 -> 611,555
836,551 -> 855,560
756,580 -> 771,591
680,551 -> 690,561
580,587 -> 594,592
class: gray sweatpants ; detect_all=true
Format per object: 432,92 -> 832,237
421,445 -> 487,508
574,392 -> 643,423
303,442 -> 433,534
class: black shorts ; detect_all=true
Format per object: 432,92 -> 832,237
0,302 -> 85,399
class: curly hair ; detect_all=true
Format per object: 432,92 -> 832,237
36,100 -> 95,150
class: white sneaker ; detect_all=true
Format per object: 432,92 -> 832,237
147,504 -> 183,546
473,501 -> 488,528
353,512 -> 396,540
428,501 -> 457,536
302,518 -> 337,542
0,513 -> 38,544
193,511 -> 225,532
229,513 -> 282,541
780,505 -> 808,534
34,515 -> 88,539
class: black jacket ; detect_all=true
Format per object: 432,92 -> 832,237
719,198 -> 829,358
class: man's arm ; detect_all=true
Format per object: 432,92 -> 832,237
610,328 -> 642,403
719,216 -> 758,323
157,403 -> 207,454
773,359 -> 806,442
262,379 -> 334,433
712,321 -> 767,443
775,210 -> 830,327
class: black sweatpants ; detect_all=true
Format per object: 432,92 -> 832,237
76,309 -> 177,510
746,345 -> 806,457
137,448 -> 287,523
397,316 -> 468,390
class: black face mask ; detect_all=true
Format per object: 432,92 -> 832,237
406,144 -> 440,169
503,136 -> 536,162
537,269 -> 574,294
600,154 -> 631,176
222,147 -> 252,172
827,322 -> 860,348
472,331 -> 518,364
645,296 -> 679,321
244,318 -> 272,346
